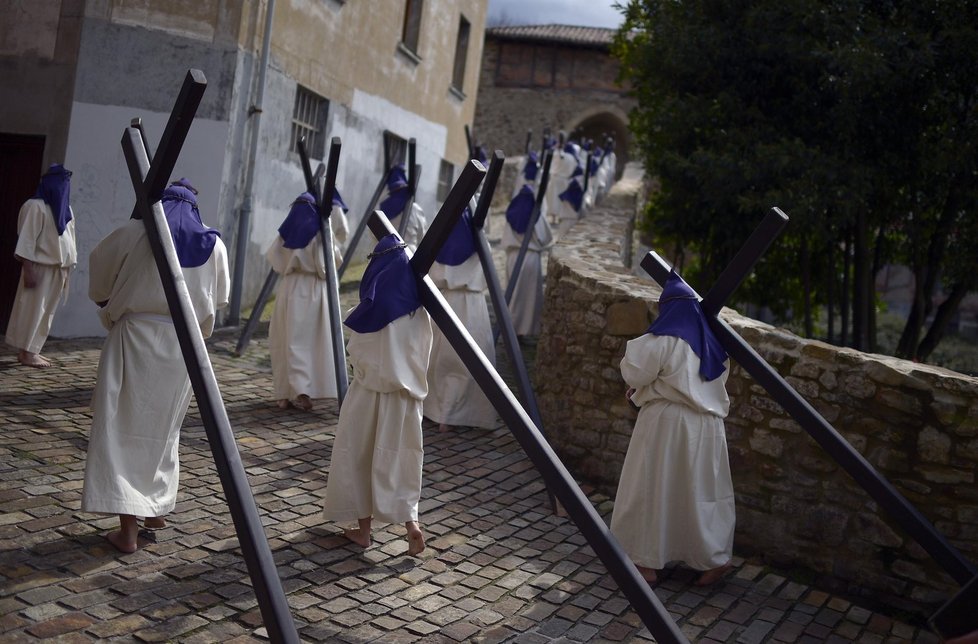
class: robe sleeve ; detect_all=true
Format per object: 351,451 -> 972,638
212,239 -> 231,310
620,335 -> 664,390
88,227 -> 130,306
13,200 -> 46,263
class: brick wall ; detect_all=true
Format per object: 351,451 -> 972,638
534,172 -> 978,614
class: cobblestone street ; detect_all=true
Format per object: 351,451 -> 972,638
0,322 -> 941,642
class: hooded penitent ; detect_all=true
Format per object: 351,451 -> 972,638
160,184 -> 220,268
647,271 -> 728,381
35,164 -> 72,235
344,234 -> 420,333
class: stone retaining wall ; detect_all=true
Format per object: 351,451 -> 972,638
533,176 -> 978,613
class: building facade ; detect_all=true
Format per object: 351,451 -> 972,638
472,24 -> 634,174
1,0 -> 486,337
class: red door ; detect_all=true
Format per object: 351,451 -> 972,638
0,134 -> 46,335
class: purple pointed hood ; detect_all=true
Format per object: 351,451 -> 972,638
435,206 -> 476,266
277,192 -> 320,249
344,234 -> 420,333
647,271 -> 728,381
161,185 -> 221,268
506,185 -> 535,234
35,164 -> 72,235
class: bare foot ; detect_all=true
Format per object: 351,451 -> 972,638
695,562 -> 732,586
19,351 -> 51,368
438,423 -> 451,433
105,530 -> 138,553
637,565 -> 658,584
294,394 -> 312,411
406,521 -> 425,556
343,527 -> 370,548
143,517 -> 166,529
276,399 -> 291,410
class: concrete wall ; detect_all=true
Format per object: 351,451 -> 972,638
0,0 -> 84,168
534,173 -> 978,615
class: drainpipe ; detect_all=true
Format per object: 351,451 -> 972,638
227,0 -> 275,325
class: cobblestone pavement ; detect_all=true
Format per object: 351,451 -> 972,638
0,214 -> 943,642
1,329 -> 941,643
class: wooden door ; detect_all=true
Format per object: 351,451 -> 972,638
0,133 -> 46,335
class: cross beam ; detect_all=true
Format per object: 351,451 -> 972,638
640,207 -> 976,587
473,152 -> 559,514
235,163 -> 325,356
297,137 -> 349,405
367,161 -> 687,644
472,152 -> 545,433
120,70 -> 297,643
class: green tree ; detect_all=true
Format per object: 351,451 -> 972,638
614,0 -> 978,360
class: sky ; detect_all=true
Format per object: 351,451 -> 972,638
486,0 -> 625,29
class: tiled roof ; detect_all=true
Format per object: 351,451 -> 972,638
486,24 -> 616,48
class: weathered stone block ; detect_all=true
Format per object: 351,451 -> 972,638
604,300 -> 650,336
749,429 -> 784,458
916,426 -> 951,464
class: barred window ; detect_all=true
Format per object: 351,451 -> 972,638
451,16 -> 470,93
383,130 -> 408,169
402,0 -> 424,54
290,85 -> 329,158
437,159 -> 454,203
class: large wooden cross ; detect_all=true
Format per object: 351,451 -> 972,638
640,207 -> 976,634
120,69 -> 298,643
297,137 -> 349,404
365,161 -> 687,644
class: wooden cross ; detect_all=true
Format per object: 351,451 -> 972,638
120,69 -> 298,643
640,207 -> 976,589
297,137 -> 349,404
365,161 -> 687,644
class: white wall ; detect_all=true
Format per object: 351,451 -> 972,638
53,101 -> 230,338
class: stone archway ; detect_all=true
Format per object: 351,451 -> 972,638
566,107 -> 630,180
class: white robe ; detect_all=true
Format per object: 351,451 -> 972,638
424,254 -> 498,429
266,206 -> 348,400
502,210 -> 553,336
5,199 -> 76,353
323,309 -> 433,525
545,149 -> 578,221
81,220 -> 230,517
387,203 -> 426,252
610,334 -> 734,571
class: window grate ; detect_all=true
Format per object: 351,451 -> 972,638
290,86 -> 328,158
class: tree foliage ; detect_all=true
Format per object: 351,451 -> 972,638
614,0 -> 978,359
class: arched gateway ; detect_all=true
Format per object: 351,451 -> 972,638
472,24 -> 635,175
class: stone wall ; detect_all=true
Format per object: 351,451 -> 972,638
534,176 -> 978,613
